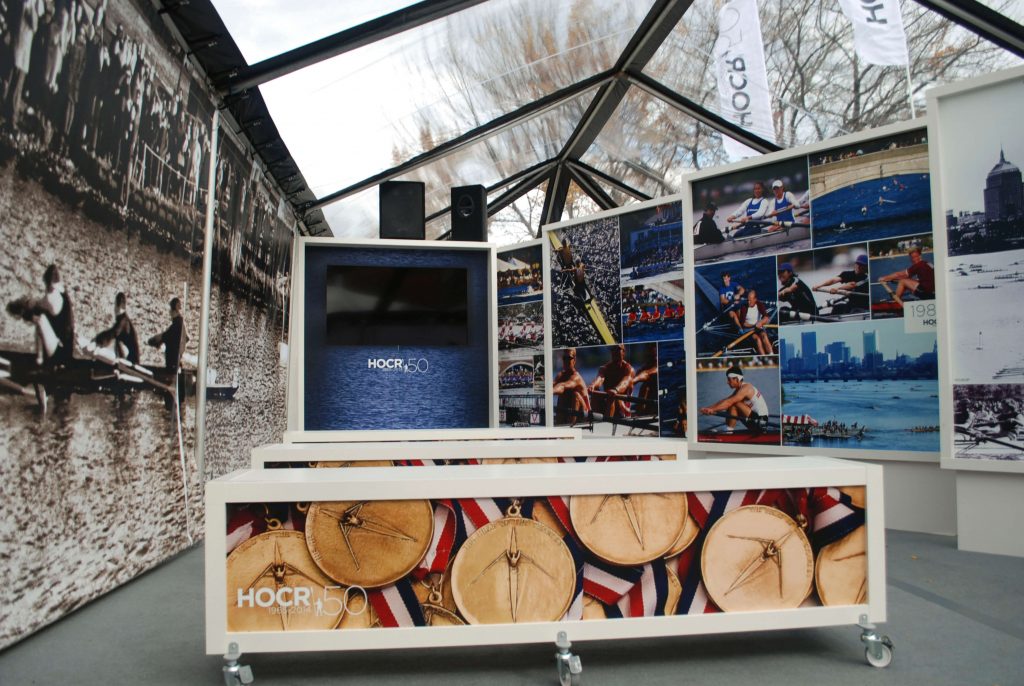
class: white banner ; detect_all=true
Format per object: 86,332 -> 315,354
837,0 -> 910,66
714,0 -> 776,161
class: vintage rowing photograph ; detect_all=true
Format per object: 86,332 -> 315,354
868,234 -> 935,320
498,299 -> 543,357
0,0 -> 292,649
551,342 -> 658,437
775,244 -> 870,326
935,75 -> 1024,387
694,256 -> 778,358
809,129 -> 931,248
618,201 -> 683,284
548,218 -> 622,348
691,157 -> 811,265
696,355 -> 781,446
621,279 -> 684,343
779,320 -> 939,452
657,339 -> 686,438
953,383 -> 1024,461
497,243 -> 543,306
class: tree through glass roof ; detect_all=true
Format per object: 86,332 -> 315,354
195,0 -> 1024,241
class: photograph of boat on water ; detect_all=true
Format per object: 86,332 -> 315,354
497,243 -> 543,306
809,129 -> 931,248
694,256 -> 778,358
498,300 -> 544,356
691,157 -> 812,265
621,279 -> 685,343
619,202 -> 685,284
953,384 -> 1024,461
868,234 -> 935,320
776,244 -> 870,326
548,217 -> 622,348
779,319 -> 939,451
658,339 -> 686,438
696,355 -> 781,446
0,0 -> 293,650
552,342 -> 659,437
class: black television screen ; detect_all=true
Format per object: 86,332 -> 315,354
325,265 -> 469,346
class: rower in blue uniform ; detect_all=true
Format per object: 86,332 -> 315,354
764,179 -> 802,227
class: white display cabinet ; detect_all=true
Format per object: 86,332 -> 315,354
207,449 -> 890,684
254,435 -> 675,468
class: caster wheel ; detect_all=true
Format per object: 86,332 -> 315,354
558,670 -> 581,686
865,642 -> 893,668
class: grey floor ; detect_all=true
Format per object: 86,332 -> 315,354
1,530 -> 1022,686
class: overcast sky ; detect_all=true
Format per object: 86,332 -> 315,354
784,318 -> 937,360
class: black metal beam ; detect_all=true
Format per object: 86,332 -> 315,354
569,160 -> 652,201
566,165 -> 617,211
307,70 -> 613,214
626,71 -> 781,154
218,0 -> 489,94
487,162 -> 557,217
556,0 -> 696,163
422,158 -> 556,224
539,163 -> 572,232
912,0 -> 1024,58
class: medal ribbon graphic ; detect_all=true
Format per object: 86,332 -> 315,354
369,578 -> 426,628
806,487 -> 864,548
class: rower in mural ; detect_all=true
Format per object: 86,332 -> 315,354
877,246 -> 935,304
699,365 -> 770,434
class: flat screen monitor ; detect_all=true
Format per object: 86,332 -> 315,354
325,265 -> 468,346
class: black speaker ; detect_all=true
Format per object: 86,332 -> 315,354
379,181 -> 425,240
450,185 -> 488,242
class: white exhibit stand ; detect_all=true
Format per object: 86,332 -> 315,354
207,453 -> 890,684
956,472 -> 1024,557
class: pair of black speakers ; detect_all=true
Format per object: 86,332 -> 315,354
379,181 -> 487,242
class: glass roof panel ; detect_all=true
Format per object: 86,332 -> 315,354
392,89 -> 596,217
320,188 -> 379,240
490,182 -> 548,245
561,181 -> 602,222
258,0 -> 654,201
212,1 -> 422,64
643,0 -> 1023,148
580,86 -> 736,198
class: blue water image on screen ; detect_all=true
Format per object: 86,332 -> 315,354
304,245 -> 490,431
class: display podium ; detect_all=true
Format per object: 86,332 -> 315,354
206,447 -> 891,684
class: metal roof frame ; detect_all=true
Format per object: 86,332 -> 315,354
159,0 -> 1024,237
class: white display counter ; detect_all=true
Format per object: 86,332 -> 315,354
206,451 -> 890,683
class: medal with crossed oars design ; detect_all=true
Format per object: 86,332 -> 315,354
452,500 -> 576,625
702,505 -> 814,612
570,492 -> 688,565
306,500 -> 434,588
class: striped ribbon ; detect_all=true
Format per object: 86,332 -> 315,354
369,578 -> 426,627
603,561 -> 671,618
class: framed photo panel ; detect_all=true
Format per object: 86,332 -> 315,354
684,119 -> 941,460
543,197 -> 688,440
929,66 -> 1024,473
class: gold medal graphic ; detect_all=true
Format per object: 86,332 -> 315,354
314,460 -> 393,468
582,594 -> 606,620
838,486 -> 866,510
570,492 -> 687,565
226,530 -> 351,632
413,563 -> 460,620
305,499 -> 433,588
531,499 -> 569,538
816,525 -> 867,606
664,558 -> 682,615
702,505 -> 813,612
665,514 -> 700,557
451,502 -> 576,625
419,573 -> 466,627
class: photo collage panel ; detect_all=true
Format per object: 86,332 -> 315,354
691,129 -> 940,451
549,202 -> 686,438
497,244 -> 546,427
936,75 -> 1024,462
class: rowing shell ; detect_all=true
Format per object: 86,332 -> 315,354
695,224 -> 811,261
548,231 -> 617,345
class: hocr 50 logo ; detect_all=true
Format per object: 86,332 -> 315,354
367,357 -> 429,372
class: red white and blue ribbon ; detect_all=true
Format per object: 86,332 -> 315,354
603,562 -> 671,618
369,578 -> 426,627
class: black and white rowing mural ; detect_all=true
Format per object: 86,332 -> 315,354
690,126 -> 940,452
0,0 -> 292,649
547,200 -> 686,439
933,70 -> 1024,466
